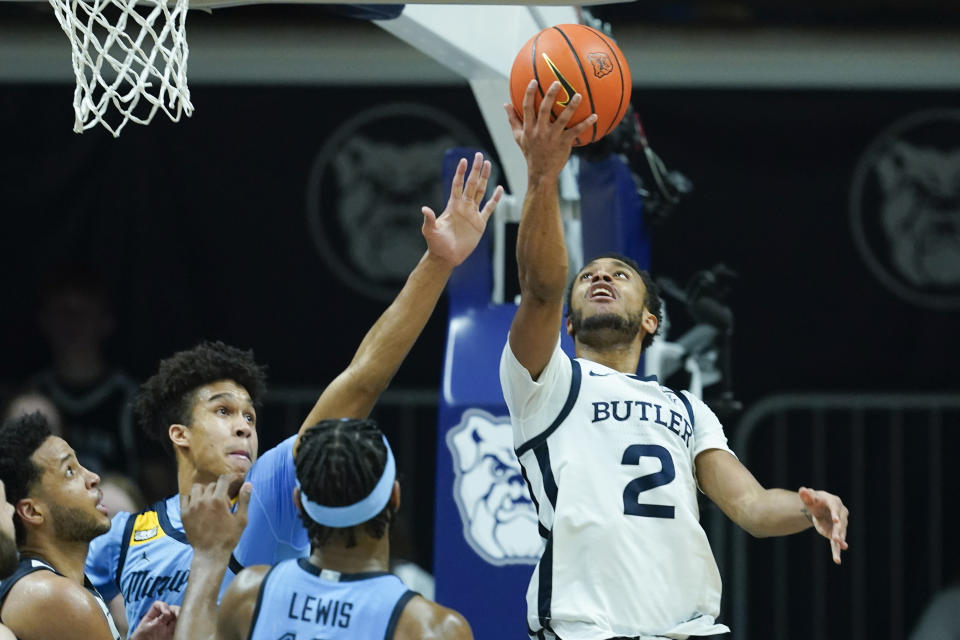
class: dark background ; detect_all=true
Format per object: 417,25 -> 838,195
4,86 -> 955,414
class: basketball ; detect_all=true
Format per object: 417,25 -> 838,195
509,24 -> 632,147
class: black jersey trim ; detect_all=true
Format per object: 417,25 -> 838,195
533,443 -> 559,512
677,391 -> 696,431
1,557 -> 118,638
515,357 -> 582,457
115,512 -> 138,590
0,557 -> 51,611
384,590 -> 417,640
519,463 -> 541,513
245,562 -> 283,640
228,553 -> 245,576
536,532 -> 555,634
154,499 -> 189,544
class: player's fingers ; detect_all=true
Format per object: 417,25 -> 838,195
521,79 -> 538,123
504,102 -> 522,130
831,537 -> 841,565
566,113 -> 598,142
214,473 -> 235,500
450,157 -> 468,199
480,185 -> 505,223
463,153 -> 484,201
474,160 -> 492,204
236,481 -> 253,522
538,82 -> 562,122
836,503 -> 849,546
142,601 -> 162,621
185,481 -> 203,506
421,206 -> 438,231
554,92 -> 583,128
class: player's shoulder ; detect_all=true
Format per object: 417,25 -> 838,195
2,570 -> 114,638
222,564 -> 269,611
393,595 -> 472,640
4,568 -> 101,621
219,565 -> 270,639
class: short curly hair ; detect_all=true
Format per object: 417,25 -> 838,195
295,419 -> 394,549
135,341 -> 268,457
564,252 -> 663,351
0,412 -> 53,545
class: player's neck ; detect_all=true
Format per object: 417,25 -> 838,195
19,534 -> 90,584
177,463 -> 213,497
574,339 -> 642,374
308,534 -> 390,575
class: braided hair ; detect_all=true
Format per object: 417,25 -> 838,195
135,341 -> 268,457
295,418 -> 395,548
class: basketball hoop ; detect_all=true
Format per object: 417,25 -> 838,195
48,0 -> 193,137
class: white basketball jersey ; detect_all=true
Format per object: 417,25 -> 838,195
500,338 -> 733,640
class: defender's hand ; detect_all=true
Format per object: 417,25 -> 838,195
421,151 -> 503,267
129,601 -> 180,640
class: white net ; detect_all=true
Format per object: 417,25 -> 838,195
48,0 -> 193,137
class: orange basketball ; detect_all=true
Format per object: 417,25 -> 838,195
510,24 -> 632,147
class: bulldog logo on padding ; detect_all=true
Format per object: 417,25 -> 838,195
446,409 -> 542,566
307,103 -> 480,302
850,109 -> 960,309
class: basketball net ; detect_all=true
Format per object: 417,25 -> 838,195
48,0 -> 193,137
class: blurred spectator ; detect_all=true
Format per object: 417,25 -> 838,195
31,261 -> 174,500
1,388 -> 65,437
100,473 -> 147,519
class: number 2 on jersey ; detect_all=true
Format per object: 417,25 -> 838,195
621,444 -> 675,518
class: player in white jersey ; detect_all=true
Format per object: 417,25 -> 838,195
499,80 -> 849,640
0,412 -> 177,640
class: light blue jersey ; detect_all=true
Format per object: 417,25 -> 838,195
85,434 -> 310,633
248,558 -> 415,640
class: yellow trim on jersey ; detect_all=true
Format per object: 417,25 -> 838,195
129,511 -> 166,546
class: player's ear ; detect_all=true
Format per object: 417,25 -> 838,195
389,481 -> 401,512
641,309 -> 658,337
16,497 -> 44,528
566,316 -> 574,337
292,486 -> 303,515
168,424 -> 189,450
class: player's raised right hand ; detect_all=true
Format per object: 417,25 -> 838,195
504,80 -> 597,183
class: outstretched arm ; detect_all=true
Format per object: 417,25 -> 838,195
696,448 -> 849,564
297,152 -> 503,442
504,81 -> 597,380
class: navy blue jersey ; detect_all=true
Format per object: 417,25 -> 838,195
0,556 -> 121,639
248,558 -> 415,640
